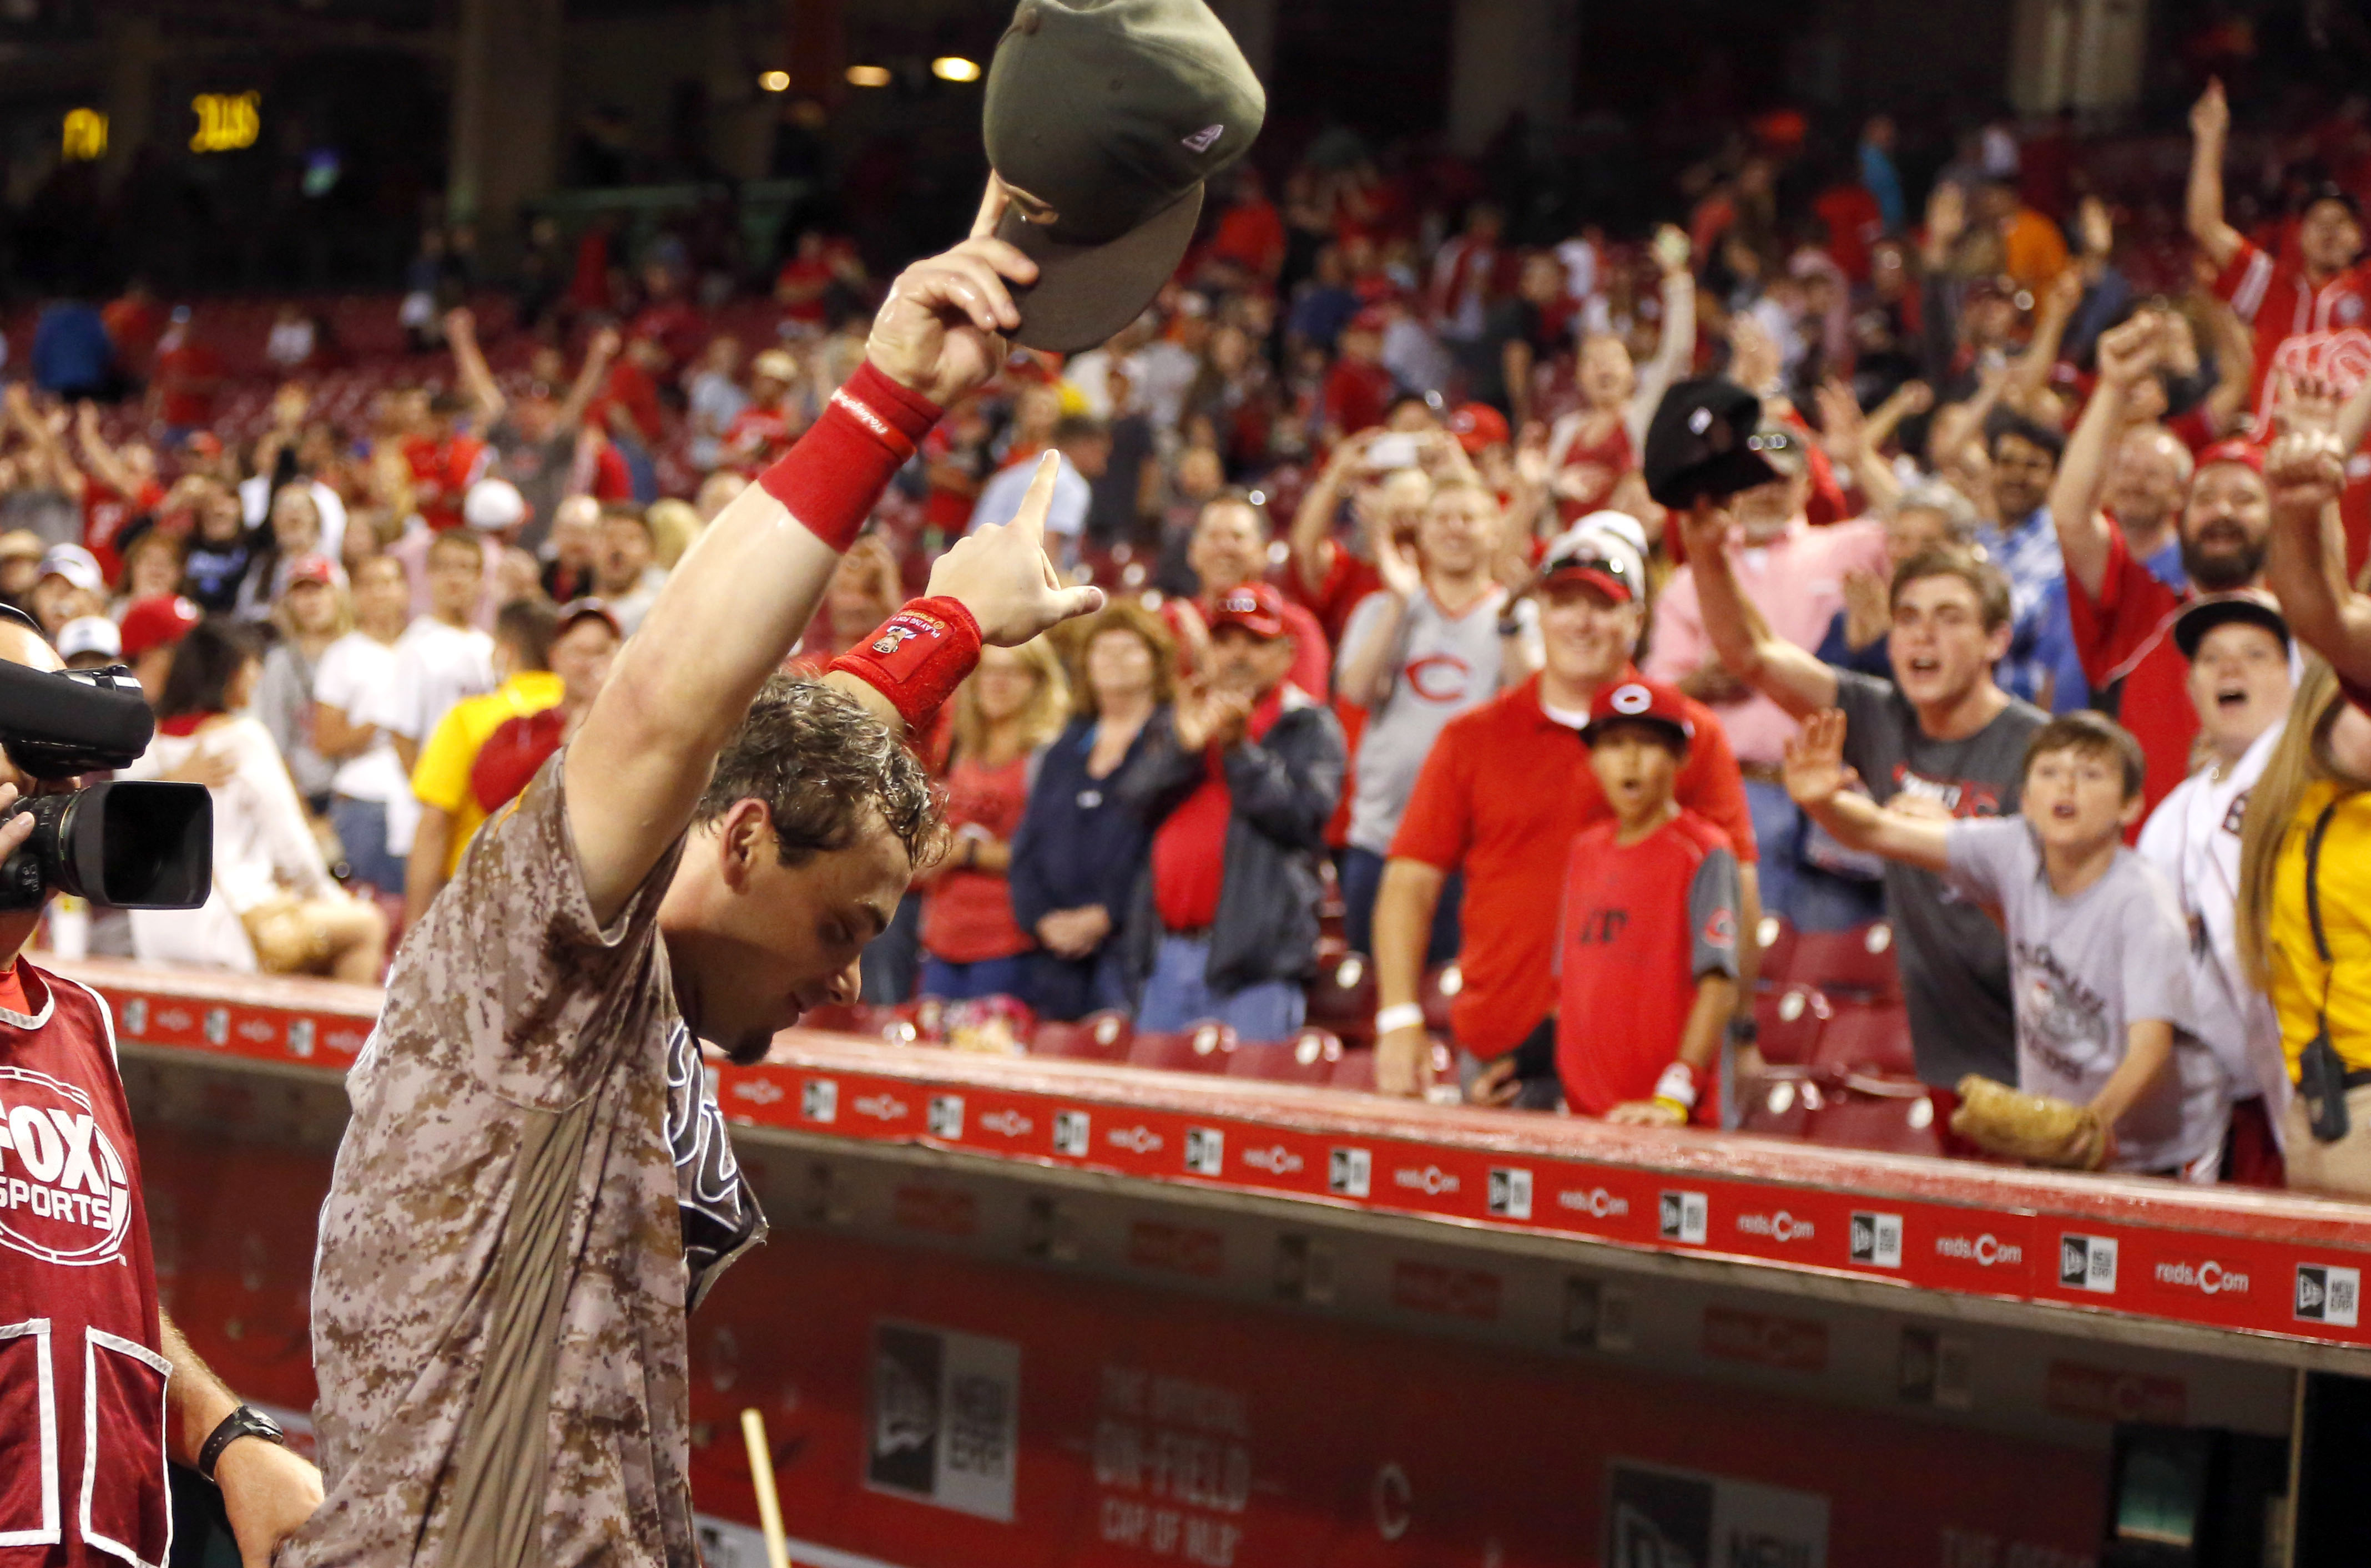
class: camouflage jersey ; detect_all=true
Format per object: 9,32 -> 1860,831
284,756 -> 763,1567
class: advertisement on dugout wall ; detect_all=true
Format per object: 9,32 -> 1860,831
685,1229 -> 2108,1568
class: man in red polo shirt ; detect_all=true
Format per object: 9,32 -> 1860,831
1374,523 -> 1758,1102
2050,310 -> 2277,821
2189,78 -> 2371,431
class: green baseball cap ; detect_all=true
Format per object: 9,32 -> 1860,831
985,0 -> 1264,353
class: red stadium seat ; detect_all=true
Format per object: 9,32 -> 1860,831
1752,913 -> 1798,988
1803,1076 -> 1946,1157
1306,953 -> 1378,1045
1031,1009 -> 1133,1061
1126,1021 -> 1237,1073
1812,1002 -> 1918,1079
1788,921 -> 1901,1002
1330,1050 -> 1378,1091
1750,984 -> 1831,1068
1735,1071 -> 1825,1139
1228,1028 -> 1345,1083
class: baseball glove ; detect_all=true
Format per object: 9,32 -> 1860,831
1950,1075 -> 2107,1170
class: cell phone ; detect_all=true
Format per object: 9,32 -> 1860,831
1365,432 -> 1421,472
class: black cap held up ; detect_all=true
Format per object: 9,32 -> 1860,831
986,0 -> 1264,353
1642,377 -> 1780,509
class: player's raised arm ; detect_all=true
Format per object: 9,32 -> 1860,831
567,183 -> 1100,923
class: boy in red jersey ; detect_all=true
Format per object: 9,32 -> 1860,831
1556,677 -> 1742,1124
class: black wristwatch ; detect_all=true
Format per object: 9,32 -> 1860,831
198,1404 -> 286,1481
1727,1015 -> 1759,1046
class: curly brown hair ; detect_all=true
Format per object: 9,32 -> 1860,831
695,676 -> 944,869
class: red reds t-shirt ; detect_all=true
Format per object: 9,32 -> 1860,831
2212,238 -> 2371,427
2063,526 -> 2196,829
1556,810 -> 1741,1118
83,479 -> 164,580
0,963 -> 170,1566
152,340 -> 222,429
596,360 -> 666,445
1152,685 -> 1289,932
922,753 -> 1036,965
1321,358 -> 1395,437
1391,670 -> 1757,1058
1288,543 -> 1385,648
402,434 -> 492,533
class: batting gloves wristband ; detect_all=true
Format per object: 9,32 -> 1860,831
828,596 -> 983,731
757,361 -> 940,553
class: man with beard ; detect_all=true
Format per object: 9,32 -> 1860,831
2051,310 -> 2273,820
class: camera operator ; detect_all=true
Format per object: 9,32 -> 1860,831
0,615 -> 324,1566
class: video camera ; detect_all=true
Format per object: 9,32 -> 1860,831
0,659 -> 210,910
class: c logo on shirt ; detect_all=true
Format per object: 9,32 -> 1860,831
1611,682 -> 1653,715
1403,653 -> 1474,703
1703,910 -> 1736,950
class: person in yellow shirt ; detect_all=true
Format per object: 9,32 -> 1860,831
2239,661 -> 2371,1196
405,598 -> 564,927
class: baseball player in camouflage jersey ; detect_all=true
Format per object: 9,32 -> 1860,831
285,181 -> 1102,1567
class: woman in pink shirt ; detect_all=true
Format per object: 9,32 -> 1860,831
919,637 -> 1071,1000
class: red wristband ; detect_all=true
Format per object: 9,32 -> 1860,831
827,596 -> 982,731
757,361 -> 941,553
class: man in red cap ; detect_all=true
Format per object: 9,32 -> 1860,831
1169,490 -> 1331,696
2050,309 -> 2278,818
1374,520 -> 1758,1104
118,592 -> 201,701
1120,579 -> 1345,1038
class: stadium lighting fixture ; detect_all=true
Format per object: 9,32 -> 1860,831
61,108 -> 107,162
845,64 -> 892,88
931,57 -> 982,83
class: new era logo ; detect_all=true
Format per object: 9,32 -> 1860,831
2297,1264 -> 2361,1327
1329,1147 -> 1371,1197
1182,123 -> 1224,153
801,1079 -> 838,1123
1659,1190 -> 1708,1245
2059,1234 -> 2118,1294
1487,1167 -> 1533,1220
1850,1211 -> 1904,1269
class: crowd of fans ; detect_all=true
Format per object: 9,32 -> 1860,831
28,76 -> 2371,1200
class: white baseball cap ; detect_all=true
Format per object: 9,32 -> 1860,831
56,615 -> 121,662
462,478 -> 528,532
37,543 -> 103,594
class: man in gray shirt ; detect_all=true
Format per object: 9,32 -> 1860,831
1334,477 -> 1538,955
1676,503 -> 2044,1092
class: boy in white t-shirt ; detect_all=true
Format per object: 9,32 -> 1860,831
1788,705 -> 2227,1177
2136,592 -> 2298,1170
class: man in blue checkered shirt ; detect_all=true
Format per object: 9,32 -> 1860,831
1975,407 -> 2067,706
